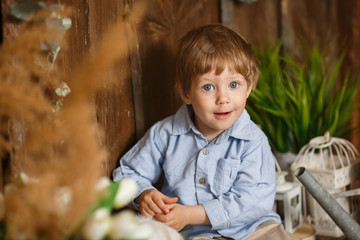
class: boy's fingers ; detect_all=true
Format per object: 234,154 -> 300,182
155,213 -> 171,223
156,194 -> 178,213
155,214 -> 166,222
163,196 -> 178,204
165,203 -> 176,209
154,198 -> 170,214
148,201 -> 163,214
142,209 -> 154,218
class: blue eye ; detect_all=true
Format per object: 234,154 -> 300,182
203,84 -> 214,91
229,82 -> 239,88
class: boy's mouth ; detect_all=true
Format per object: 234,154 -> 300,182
214,111 -> 232,119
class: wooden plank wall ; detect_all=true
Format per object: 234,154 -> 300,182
50,0 -> 137,178
1,0 -> 360,182
0,0 -> 137,178
0,0 -> 219,180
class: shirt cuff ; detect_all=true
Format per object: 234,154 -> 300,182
203,199 -> 229,230
136,182 -> 156,197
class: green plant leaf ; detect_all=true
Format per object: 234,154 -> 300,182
247,42 -> 360,154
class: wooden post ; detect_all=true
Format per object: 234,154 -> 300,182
124,0 -> 145,141
220,0 -> 234,29
1,0 -> 19,190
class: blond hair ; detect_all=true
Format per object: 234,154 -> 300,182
175,24 -> 259,95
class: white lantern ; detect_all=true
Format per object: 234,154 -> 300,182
273,155 -> 302,233
274,181 -> 302,233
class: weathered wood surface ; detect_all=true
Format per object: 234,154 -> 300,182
66,0 -> 136,177
227,0 -> 280,48
1,0 -> 19,43
1,0 -> 136,178
1,0 -> 19,190
346,1 -> 360,150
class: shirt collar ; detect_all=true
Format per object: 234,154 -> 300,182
172,104 -> 199,135
225,109 -> 255,141
172,104 -> 256,141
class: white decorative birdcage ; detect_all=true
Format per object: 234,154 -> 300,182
290,131 -> 360,237
291,131 -> 360,189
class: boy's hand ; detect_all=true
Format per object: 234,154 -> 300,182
156,204 -> 210,231
155,204 -> 188,231
135,189 -> 178,218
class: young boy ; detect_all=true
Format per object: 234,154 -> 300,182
113,24 -> 297,240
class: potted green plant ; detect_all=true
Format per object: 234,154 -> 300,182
246,43 -> 360,169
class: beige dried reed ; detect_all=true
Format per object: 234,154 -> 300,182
0,2 -> 144,239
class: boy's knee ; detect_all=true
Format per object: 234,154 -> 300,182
247,221 -> 299,240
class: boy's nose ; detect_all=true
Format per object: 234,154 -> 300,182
215,91 -> 230,105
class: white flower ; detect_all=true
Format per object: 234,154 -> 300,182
108,210 -> 139,239
114,178 -> 138,209
82,208 -> 111,240
0,192 -> 5,221
95,177 -> 111,192
19,172 -> 29,184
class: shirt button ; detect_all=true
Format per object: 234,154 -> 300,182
202,148 -> 209,155
199,178 -> 206,184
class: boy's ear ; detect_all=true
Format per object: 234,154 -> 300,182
180,91 -> 192,105
177,84 -> 192,104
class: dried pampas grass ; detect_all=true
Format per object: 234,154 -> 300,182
0,2 -> 144,239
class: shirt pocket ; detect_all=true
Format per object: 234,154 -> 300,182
211,158 -> 240,196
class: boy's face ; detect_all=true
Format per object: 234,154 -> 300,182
181,66 -> 252,140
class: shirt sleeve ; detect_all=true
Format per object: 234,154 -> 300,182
203,136 -> 277,230
112,121 -> 165,199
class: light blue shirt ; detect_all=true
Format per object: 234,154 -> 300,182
113,104 -> 280,240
